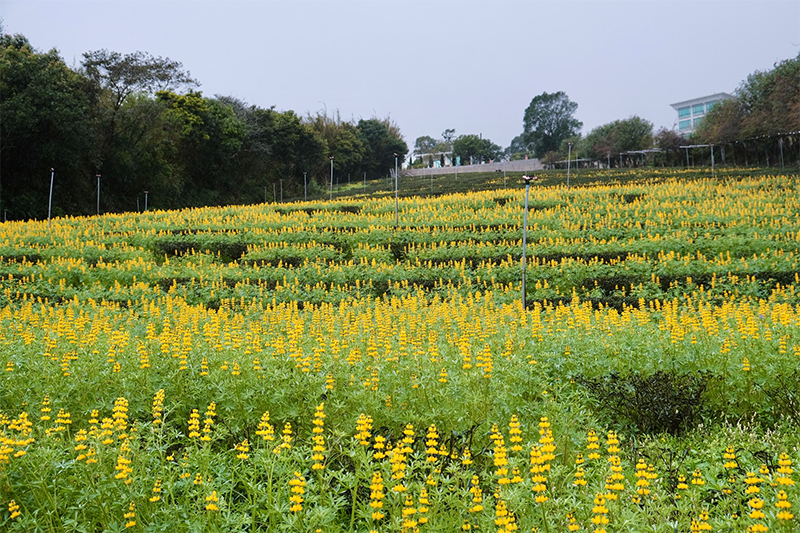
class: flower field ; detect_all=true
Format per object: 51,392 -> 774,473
1,169 -> 799,532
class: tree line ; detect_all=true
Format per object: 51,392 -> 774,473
692,53 -> 799,167
0,31 -> 408,220
413,53 -> 799,171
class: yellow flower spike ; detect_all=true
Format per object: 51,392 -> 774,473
311,403 -> 326,470
205,490 -> 220,511
256,411 -> 275,441
723,445 -> 738,469
509,414 -> 523,452
235,439 -> 250,460
8,500 -> 21,520
369,471 -> 385,520
150,478 -> 162,502
288,471 -> 306,513
123,501 -> 136,528
776,489 -> 794,520
187,409 -> 201,439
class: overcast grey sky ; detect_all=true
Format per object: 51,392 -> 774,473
3,0 -> 799,152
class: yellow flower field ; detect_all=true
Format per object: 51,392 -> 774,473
1,169 -> 798,531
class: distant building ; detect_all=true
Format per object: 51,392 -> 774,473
415,152 -> 453,168
670,92 -> 734,135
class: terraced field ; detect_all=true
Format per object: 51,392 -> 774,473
1,169 -> 798,531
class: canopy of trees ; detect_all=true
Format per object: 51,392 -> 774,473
522,91 -> 582,158
0,32 -> 408,219
452,134 -> 502,165
581,116 -> 654,160
695,53 -> 800,144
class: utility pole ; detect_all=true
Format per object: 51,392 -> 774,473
329,156 -> 334,201
567,143 -> 573,188
48,168 -> 54,230
521,175 -> 537,310
394,153 -> 399,227
96,174 -> 101,215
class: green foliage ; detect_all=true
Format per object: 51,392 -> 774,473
356,118 -> 408,178
0,31 -> 412,220
0,33 -> 94,218
522,91 -> 582,157
695,52 -> 800,152
582,116 -> 654,161
576,371 -> 714,435
452,134 -> 502,164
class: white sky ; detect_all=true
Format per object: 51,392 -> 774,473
3,0 -> 799,151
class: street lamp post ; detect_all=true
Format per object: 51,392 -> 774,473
394,153 -> 399,227
96,174 -> 101,215
710,144 -> 715,179
144,191 -> 149,212
48,168 -> 54,231
304,172 -> 308,201
521,175 -> 537,310
280,179 -> 283,203
567,142 -> 573,188
329,156 -> 334,201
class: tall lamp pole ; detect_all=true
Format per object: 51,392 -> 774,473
96,174 -> 101,215
567,142 -> 573,188
394,153 -> 399,227
521,175 -> 537,310
48,168 -> 54,231
303,172 -> 308,201
329,156 -> 334,201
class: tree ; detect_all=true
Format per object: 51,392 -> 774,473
357,118 -> 408,178
453,134 -> 502,164
414,135 -> 438,155
82,49 -> 197,113
738,53 -> 800,138
522,91 -> 582,157
0,32 -> 94,218
306,109 -> 368,183
697,53 -> 799,143
505,134 -> 535,160
693,99 -> 743,144
157,90 -> 246,206
441,129 -> 456,145
210,97 -> 328,202
653,127 -> 686,167
583,116 -> 653,161
82,49 -> 197,172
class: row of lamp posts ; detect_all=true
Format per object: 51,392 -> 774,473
41,166 -> 533,312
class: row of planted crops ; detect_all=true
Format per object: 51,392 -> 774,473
1,169 -> 799,531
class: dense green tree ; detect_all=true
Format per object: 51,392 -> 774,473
441,128 -> 456,146
582,116 -> 653,161
81,49 -> 196,168
738,53 -> 800,138
653,127 -> 687,167
522,91 -> 582,157
453,134 -> 502,164
156,90 -> 246,206
357,118 -> 408,178
0,33 -> 94,219
306,110 -> 367,183
696,53 -> 799,145
414,135 -> 438,155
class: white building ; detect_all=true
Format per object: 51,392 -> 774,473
670,92 -> 734,135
